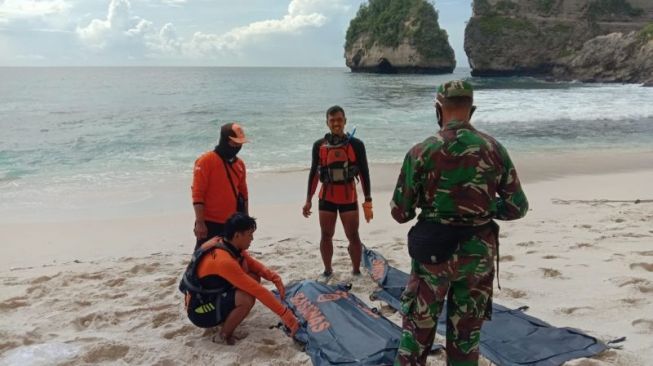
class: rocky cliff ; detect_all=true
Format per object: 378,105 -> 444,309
465,0 -> 653,83
344,0 -> 455,74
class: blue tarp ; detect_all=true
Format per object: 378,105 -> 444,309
362,247 -> 610,366
283,280 -> 402,366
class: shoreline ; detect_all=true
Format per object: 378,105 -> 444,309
1,149 -> 651,269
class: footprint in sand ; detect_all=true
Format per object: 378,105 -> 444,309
157,276 -> 178,287
128,262 -> 161,274
636,284 -> 653,294
517,241 -> 536,248
632,319 -> 653,332
104,278 -> 126,287
29,275 -> 57,285
2,277 -> 20,286
162,325 -> 196,339
630,263 -> 653,272
0,296 -> 29,311
621,298 -> 646,306
573,243 -> 593,249
635,250 -> 653,256
540,268 -> 562,278
80,343 -> 130,363
25,285 -> 48,297
574,224 -> 593,229
152,311 -> 180,328
73,313 -> 116,330
0,340 -> 20,354
152,359 -> 177,366
257,344 -> 283,358
525,250 -> 538,255
501,288 -> 527,299
260,338 -> 277,346
500,255 -> 515,262
76,272 -> 104,280
612,277 -> 649,287
541,255 -> 560,260
557,306 -> 594,315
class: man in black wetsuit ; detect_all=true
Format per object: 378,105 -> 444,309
302,105 -> 373,280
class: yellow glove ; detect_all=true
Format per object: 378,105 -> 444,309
362,201 -> 373,223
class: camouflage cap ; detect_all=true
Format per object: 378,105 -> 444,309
436,80 -> 473,103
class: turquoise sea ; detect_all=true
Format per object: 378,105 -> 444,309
1,67 -> 652,219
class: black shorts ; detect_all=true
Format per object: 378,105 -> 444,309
319,199 -> 358,213
195,220 -> 225,250
186,288 -> 236,328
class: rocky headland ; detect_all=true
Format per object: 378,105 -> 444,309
465,0 -> 653,83
344,0 -> 455,74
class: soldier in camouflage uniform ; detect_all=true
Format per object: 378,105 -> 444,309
391,80 -> 529,366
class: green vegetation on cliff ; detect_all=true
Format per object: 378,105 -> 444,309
586,0 -> 644,20
536,0 -> 556,14
639,23 -> 653,41
477,15 -> 537,34
345,0 -> 453,60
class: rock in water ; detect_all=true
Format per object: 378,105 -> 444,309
344,0 -> 455,74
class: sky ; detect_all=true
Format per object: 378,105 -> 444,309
0,0 -> 473,67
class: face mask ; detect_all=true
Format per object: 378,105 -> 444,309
215,143 -> 242,161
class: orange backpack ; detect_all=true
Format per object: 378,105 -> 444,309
318,139 -> 359,184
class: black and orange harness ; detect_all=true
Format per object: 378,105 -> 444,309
179,241 -> 242,304
318,137 -> 359,201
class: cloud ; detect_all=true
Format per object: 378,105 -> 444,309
76,0 -> 173,56
74,0 -> 351,61
288,0 -> 351,16
188,13 -> 327,55
187,0 -> 351,56
0,0 -> 72,20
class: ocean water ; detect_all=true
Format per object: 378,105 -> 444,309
1,67 -> 652,220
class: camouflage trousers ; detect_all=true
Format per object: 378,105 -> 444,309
394,226 -> 496,366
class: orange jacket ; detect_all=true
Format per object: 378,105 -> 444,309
196,241 -> 286,316
192,152 -> 248,223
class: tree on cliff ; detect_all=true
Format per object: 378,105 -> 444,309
345,0 -> 454,61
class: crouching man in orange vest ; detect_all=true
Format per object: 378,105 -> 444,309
180,212 -> 299,344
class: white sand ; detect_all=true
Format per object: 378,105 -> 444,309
1,150 -> 652,365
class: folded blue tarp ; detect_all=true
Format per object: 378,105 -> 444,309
283,280 -> 401,365
362,247 -> 612,366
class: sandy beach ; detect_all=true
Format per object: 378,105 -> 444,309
1,150 -> 652,365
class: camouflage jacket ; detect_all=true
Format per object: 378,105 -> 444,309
391,120 -> 528,225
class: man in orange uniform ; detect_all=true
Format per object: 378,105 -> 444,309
303,106 -> 373,280
192,123 -> 248,250
180,213 -> 300,344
